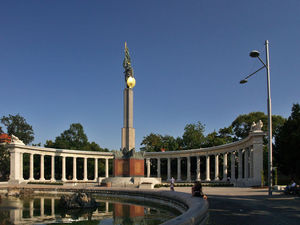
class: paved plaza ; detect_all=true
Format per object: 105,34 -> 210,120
168,186 -> 300,225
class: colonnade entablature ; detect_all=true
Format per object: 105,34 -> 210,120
8,130 -> 264,187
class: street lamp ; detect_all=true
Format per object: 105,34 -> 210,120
240,40 -> 273,196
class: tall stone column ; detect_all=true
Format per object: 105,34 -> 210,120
105,158 -> 109,178
250,148 -> 254,178
177,158 -> 181,181
222,153 -> 228,181
196,156 -> 201,181
244,148 -> 249,179
121,43 -> 136,152
40,154 -> 45,181
167,158 -> 171,180
61,156 -> 66,182
121,88 -> 135,151
146,158 -> 151,177
51,155 -> 55,182
29,153 -> 34,181
157,158 -> 161,178
20,153 -> 23,181
94,158 -> 98,181
238,149 -> 243,180
73,157 -> 77,181
231,152 -> 236,180
83,157 -> 88,181
186,157 -> 191,182
205,155 -> 210,181
215,154 -> 219,181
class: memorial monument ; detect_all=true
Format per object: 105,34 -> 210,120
101,43 -> 160,187
114,42 -> 145,177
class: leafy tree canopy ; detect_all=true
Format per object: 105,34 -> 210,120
231,112 -> 286,139
45,123 -> 107,151
202,131 -> 232,148
182,121 -> 205,149
274,104 -> 300,178
140,133 -> 181,152
1,114 -> 34,145
140,133 -> 163,152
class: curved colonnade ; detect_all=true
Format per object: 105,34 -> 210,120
145,130 -> 264,186
8,130 -> 264,187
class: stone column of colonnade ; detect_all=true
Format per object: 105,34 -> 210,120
205,155 -> 210,181
167,158 -> 171,180
186,157 -> 191,182
196,156 -> 200,181
157,158 -> 161,178
146,158 -> 150,177
214,154 -> 219,181
94,158 -> 98,181
51,155 -> 55,182
29,153 -> 34,181
40,154 -> 45,181
83,157 -> 88,181
222,153 -> 228,181
61,156 -> 66,181
73,157 -> 77,181
244,148 -> 249,179
231,151 -> 236,180
177,157 -> 181,181
238,149 -> 243,180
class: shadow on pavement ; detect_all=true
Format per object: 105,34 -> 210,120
206,194 -> 300,225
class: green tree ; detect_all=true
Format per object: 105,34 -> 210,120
203,126 -> 237,148
0,126 -> 3,133
45,123 -> 108,152
45,123 -> 88,150
0,114 -> 34,181
274,104 -> 300,178
1,114 -> 34,144
176,137 -> 184,150
231,112 -> 286,139
161,135 -> 179,151
182,121 -> 205,149
140,133 -> 163,152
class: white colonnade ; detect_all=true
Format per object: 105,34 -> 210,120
8,125 -> 264,187
144,130 -> 264,187
8,144 -> 114,184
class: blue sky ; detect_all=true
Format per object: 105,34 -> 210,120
1,0 -> 299,150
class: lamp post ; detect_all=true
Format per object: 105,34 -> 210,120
240,40 -> 273,196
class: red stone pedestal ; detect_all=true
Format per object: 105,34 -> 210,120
113,158 -> 144,177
